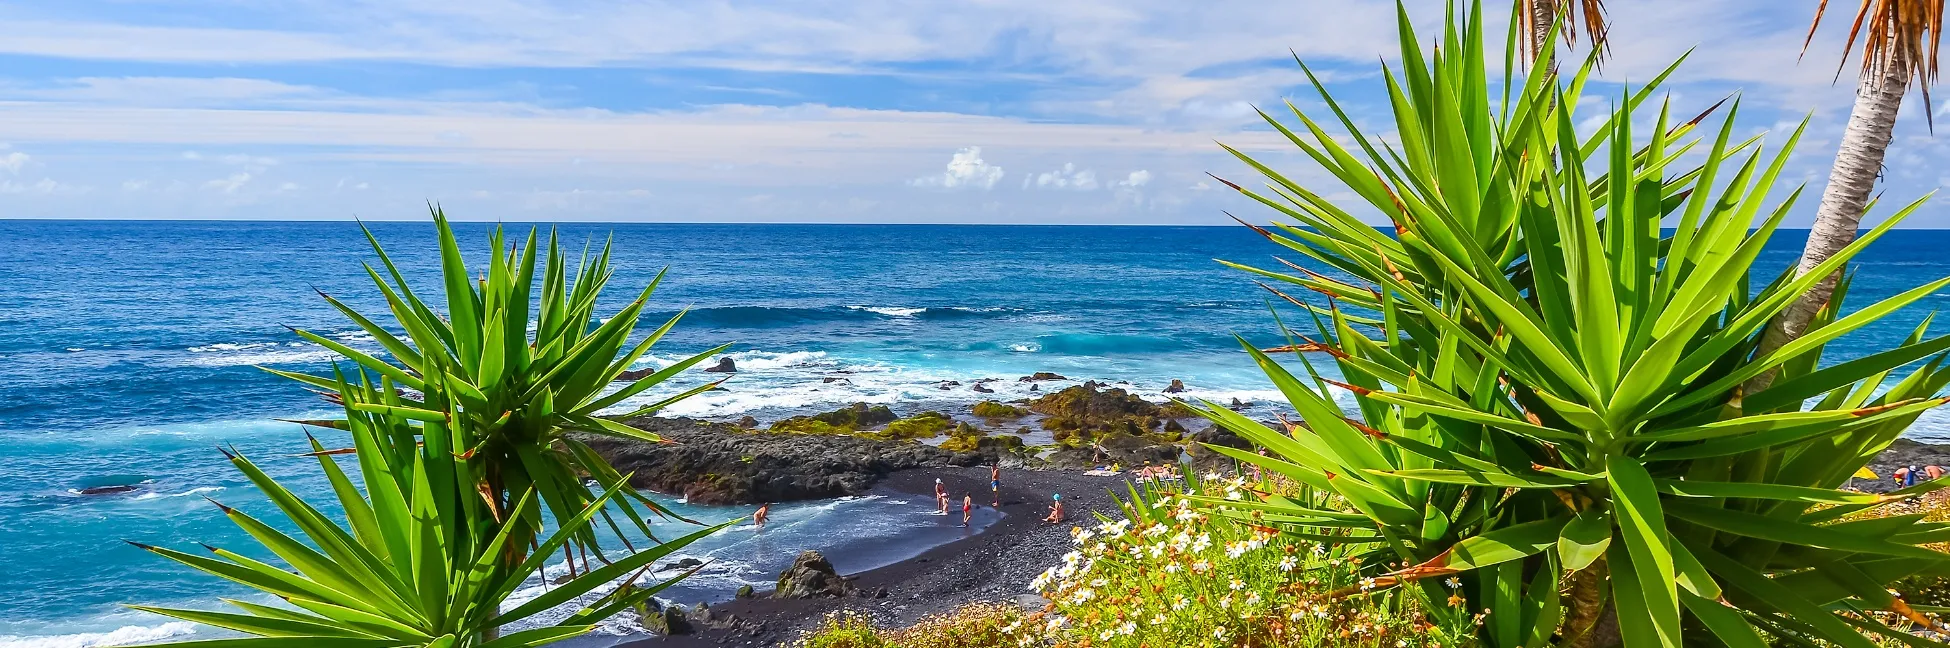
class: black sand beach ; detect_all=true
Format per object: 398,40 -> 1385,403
634,466 -> 1125,647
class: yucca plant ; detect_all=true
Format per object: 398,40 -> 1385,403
265,210 -> 731,569
128,367 -> 734,647
1193,2 -> 1950,647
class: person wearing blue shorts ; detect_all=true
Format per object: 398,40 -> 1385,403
990,463 -> 1001,507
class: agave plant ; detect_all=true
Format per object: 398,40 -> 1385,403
1193,3 -> 1950,647
264,210 -> 730,567
129,368 -> 734,647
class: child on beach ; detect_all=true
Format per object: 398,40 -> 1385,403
1043,493 -> 1064,524
960,494 -> 974,527
935,478 -> 949,514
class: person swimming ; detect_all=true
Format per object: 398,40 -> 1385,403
1043,493 -> 1065,524
754,502 -> 770,529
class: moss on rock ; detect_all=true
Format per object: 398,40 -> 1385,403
971,400 -> 1026,418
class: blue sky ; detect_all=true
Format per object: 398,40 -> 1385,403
0,0 -> 1937,225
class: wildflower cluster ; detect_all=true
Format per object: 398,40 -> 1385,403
1028,478 -> 1465,648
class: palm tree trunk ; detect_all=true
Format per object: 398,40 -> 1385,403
1528,0 -> 1558,64
1750,41 -> 1910,393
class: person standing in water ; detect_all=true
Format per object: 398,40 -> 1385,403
754,502 -> 770,529
960,494 -> 974,527
935,478 -> 949,514
990,464 -> 1002,507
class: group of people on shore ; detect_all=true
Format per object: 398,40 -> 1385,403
927,464 -> 1001,528
751,464 -> 1070,532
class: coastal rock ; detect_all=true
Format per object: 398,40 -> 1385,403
737,416 -> 758,429
1029,383 -> 1163,443
1019,372 -> 1067,382
580,417 -> 994,505
704,357 -> 738,373
1187,425 -> 1254,467
736,584 -> 755,599
615,367 -> 655,382
1163,419 -> 1187,434
631,593 -> 691,636
775,550 -> 854,599
972,383 -> 995,393
1164,379 -> 1187,394
1029,384 -> 1040,392
74,485 -> 139,496
822,376 -> 851,384
661,557 -> 705,572
1230,397 -> 1252,409
935,380 -> 962,390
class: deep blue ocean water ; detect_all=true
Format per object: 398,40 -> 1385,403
3,220 -> 1950,646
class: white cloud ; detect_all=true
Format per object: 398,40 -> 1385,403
0,152 -> 29,174
1,178 -> 82,194
1115,170 -> 1151,188
205,172 -> 252,194
219,154 -> 278,167
1029,163 -> 1098,190
909,146 -> 1005,190
122,179 -> 149,191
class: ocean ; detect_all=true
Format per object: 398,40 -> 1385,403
2,220 -> 1948,646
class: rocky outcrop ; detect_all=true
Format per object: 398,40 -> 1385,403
704,357 -> 737,373
580,417 -> 995,505
615,367 -> 655,382
1028,383 -> 1167,445
767,402 -> 901,436
972,383 -> 995,393
775,550 -> 853,599
1019,372 -> 1067,382
1164,379 -> 1187,393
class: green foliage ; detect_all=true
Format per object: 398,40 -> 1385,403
793,611 -> 885,648
971,400 -> 1026,418
1199,2 -> 1950,647
129,369 -> 734,647
263,209 -> 729,560
128,212 -> 738,645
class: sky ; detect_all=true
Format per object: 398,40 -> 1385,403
0,0 -> 1939,225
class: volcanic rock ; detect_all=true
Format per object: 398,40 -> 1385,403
704,357 -> 737,373
775,551 -> 853,599
1018,372 -> 1067,382
579,417 -> 995,505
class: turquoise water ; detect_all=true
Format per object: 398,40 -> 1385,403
2,220 -> 1948,645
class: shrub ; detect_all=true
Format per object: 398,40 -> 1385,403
792,604 -> 1027,648
794,611 -> 886,648
1030,474 -> 1473,648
